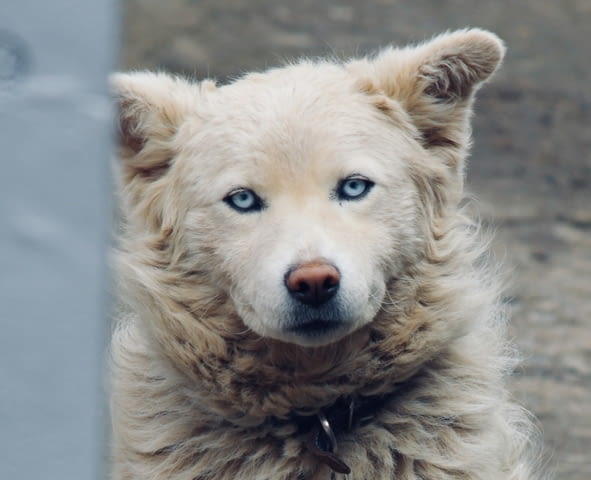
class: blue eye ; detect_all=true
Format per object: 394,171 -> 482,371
224,188 -> 264,213
337,176 -> 374,201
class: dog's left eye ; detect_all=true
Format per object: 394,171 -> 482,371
224,188 -> 265,213
337,176 -> 374,201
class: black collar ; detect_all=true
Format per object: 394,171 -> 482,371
278,394 -> 393,474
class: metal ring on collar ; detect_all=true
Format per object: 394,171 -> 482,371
317,411 -> 338,454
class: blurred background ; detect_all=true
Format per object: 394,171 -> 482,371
118,1 -> 590,479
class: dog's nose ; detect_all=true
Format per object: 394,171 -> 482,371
285,261 -> 340,307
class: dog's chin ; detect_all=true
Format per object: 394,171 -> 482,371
285,319 -> 354,347
256,319 -> 357,347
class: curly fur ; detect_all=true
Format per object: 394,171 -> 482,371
110,29 -> 543,480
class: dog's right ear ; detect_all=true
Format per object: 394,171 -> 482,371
111,72 -> 215,232
111,72 -> 212,185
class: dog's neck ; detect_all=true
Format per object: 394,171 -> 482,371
153,300 -> 441,428
273,392 -> 399,475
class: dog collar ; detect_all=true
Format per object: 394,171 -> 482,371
285,394 -> 393,474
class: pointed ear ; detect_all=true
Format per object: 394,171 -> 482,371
348,29 -> 505,166
111,72 -> 212,184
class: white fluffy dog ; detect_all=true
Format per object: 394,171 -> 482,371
110,29 -> 542,480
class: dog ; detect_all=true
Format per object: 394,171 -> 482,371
110,29 -> 541,479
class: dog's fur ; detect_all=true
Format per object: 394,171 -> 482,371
110,29 -> 541,479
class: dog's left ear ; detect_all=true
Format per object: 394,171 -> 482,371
348,29 -> 505,167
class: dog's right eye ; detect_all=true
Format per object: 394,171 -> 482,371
224,188 -> 265,213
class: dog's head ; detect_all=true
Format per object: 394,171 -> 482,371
113,29 -> 504,348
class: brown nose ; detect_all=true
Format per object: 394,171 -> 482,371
284,261 -> 340,307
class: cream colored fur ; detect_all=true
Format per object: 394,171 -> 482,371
110,29 -> 542,479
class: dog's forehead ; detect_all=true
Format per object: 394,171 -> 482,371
196,64 -> 407,169
209,63 -> 379,137
174,62 -> 419,200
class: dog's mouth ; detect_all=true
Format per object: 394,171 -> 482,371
286,319 -> 344,337
278,300 -> 356,345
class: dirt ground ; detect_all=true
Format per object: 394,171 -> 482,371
120,2 -> 590,478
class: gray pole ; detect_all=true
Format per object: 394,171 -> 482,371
0,1 -> 117,478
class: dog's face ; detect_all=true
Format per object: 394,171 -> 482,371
175,71 -> 425,346
114,29 -> 504,347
